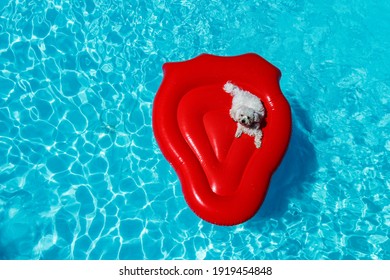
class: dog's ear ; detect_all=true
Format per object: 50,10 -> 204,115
254,112 -> 264,123
234,108 -> 242,122
253,112 -> 260,122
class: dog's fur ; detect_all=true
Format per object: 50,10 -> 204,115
223,81 -> 265,148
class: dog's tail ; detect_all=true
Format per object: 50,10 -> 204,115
223,81 -> 240,96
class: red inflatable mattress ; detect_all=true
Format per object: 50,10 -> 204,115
153,53 -> 291,225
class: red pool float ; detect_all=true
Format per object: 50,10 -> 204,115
152,53 -> 291,226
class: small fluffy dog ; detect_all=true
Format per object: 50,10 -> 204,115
224,81 -> 265,148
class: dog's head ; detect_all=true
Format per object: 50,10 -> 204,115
234,106 -> 262,128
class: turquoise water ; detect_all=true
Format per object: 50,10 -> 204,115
0,0 -> 389,260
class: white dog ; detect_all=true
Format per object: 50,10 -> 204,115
223,81 -> 265,148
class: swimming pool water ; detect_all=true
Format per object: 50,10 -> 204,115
0,0 -> 389,260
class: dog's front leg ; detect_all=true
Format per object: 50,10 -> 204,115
235,124 -> 243,138
254,130 -> 263,148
